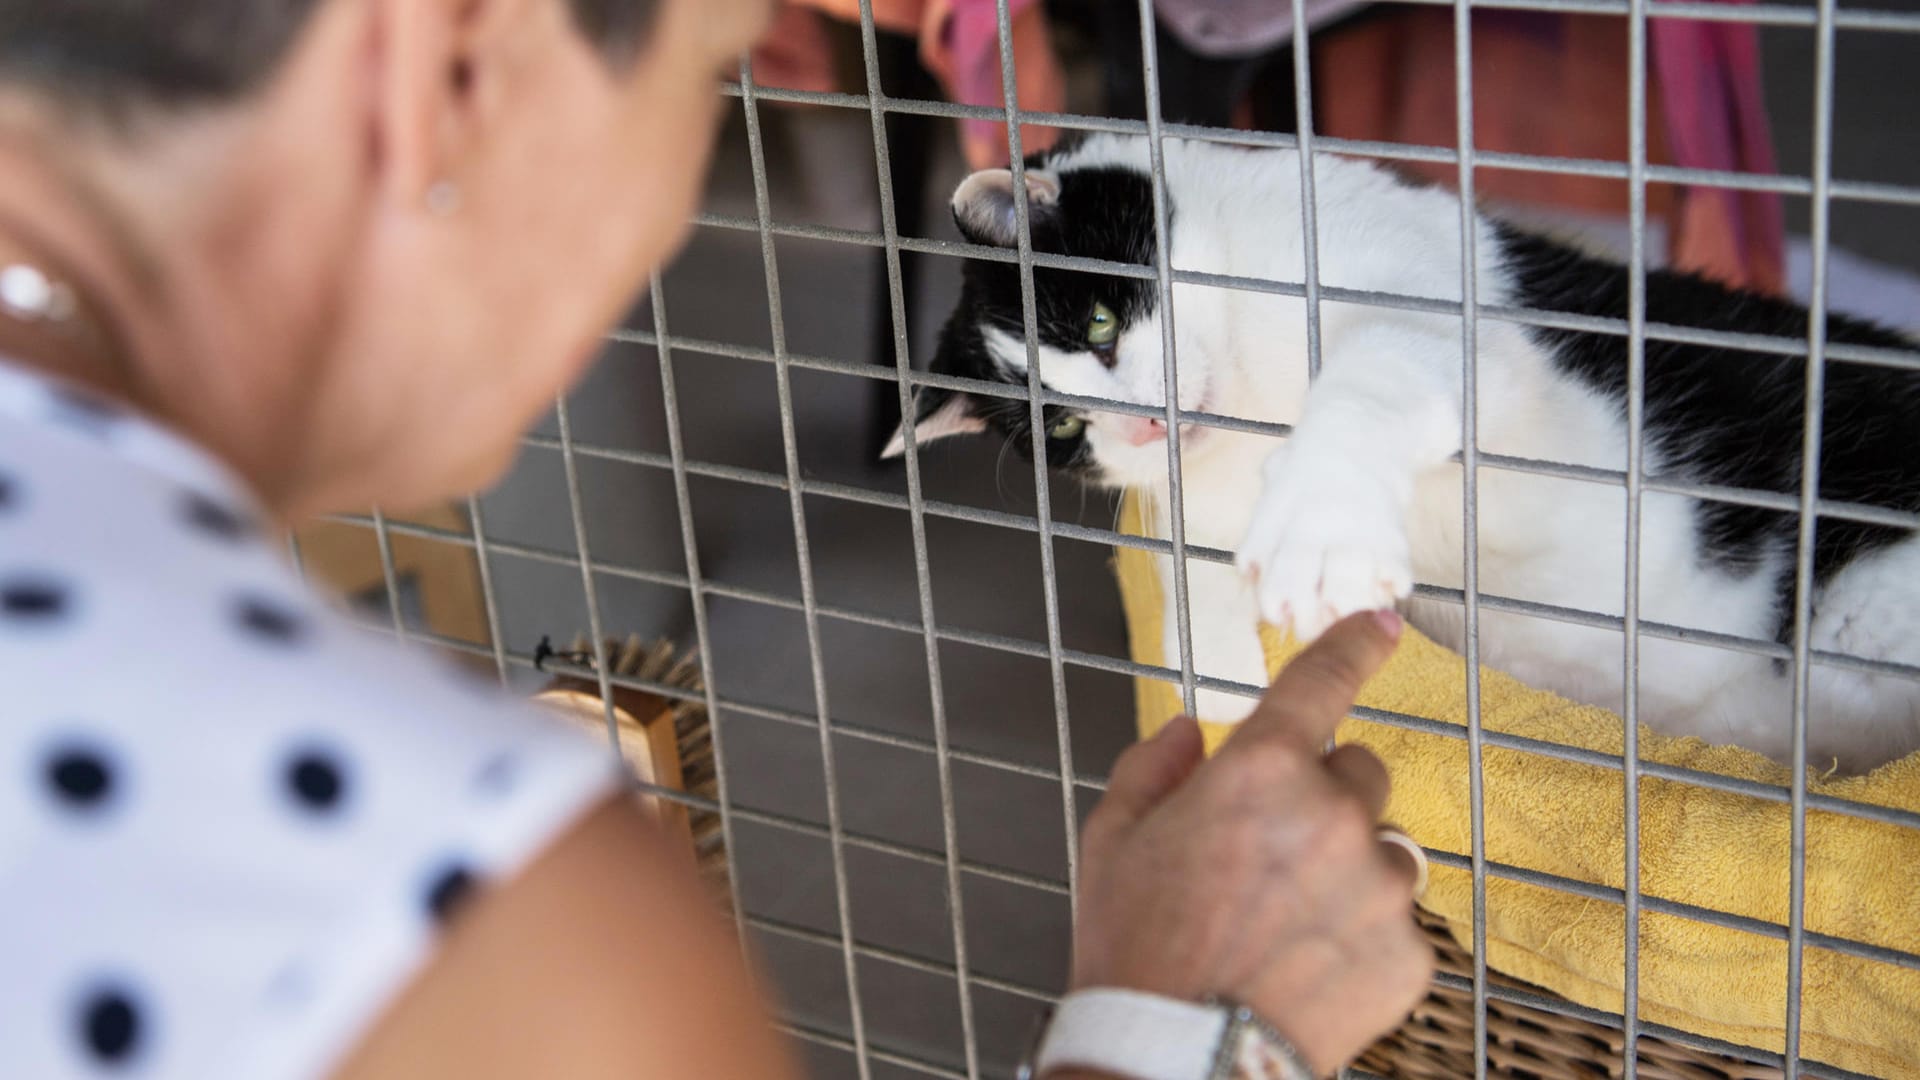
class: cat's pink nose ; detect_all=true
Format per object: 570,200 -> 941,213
1120,416 -> 1167,446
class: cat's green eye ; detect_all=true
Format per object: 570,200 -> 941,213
1087,302 -> 1118,347
1048,415 -> 1086,440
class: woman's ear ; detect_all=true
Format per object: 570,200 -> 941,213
950,168 -> 1060,248
369,0 -> 513,209
369,0 -> 458,207
881,390 -> 987,459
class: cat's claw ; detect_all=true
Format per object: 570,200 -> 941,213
1236,454 -> 1414,643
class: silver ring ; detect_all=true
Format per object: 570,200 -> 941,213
1376,824 -> 1429,899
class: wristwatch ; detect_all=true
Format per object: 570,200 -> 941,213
1014,989 -> 1318,1080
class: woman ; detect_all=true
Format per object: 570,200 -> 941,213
0,2 -> 1431,1077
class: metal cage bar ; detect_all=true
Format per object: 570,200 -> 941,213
350,561 -> 1920,959
1133,0 -> 1200,724
735,52 -> 876,1079
331,507 -> 1920,836
285,532 -> 308,579
370,608 -> 1920,980
552,397 -> 623,755
368,507 -> 409,643
1279,5 -> 1338,1072
1289,0 -> 1326,386
540,423 -> 1920,576
664,222 -> 1920,375
312,4 -> 1920,1074
652,270 -> 754,950
1448,0 -> 1491,1070
464,494 -> 512,686
991,0 -> 1085,913
1622,0 -> 1651,1067
345,560 -> 1920,1080
852,1 -> 982,1074
715,80 -> 1920,206
575,334 -> 1920,538
1786,0 -> 1841,1071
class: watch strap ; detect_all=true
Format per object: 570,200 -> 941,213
1028,988 -> 1317,1080
1034,989 -> 1228,1079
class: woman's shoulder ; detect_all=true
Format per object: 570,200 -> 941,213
0,378 -> 622,1080
0,369 -> 601,760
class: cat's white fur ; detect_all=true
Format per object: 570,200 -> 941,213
975,135 -> 1920,772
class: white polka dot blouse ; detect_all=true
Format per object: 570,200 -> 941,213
0,358 -> 623,1079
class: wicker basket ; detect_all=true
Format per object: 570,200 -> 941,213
538,636 -> 1790,1077
535,636 -> 730,905
1360,909 -> 1782,1079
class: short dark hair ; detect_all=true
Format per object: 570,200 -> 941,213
0,0 -> 660,120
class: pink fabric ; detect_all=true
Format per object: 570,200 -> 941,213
768,0 -> 1065,169
941,0 -> 1039,152
922,0 -> 1065,167
1652,9 -> 1786,293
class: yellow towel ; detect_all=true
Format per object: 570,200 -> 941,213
1113,495 -> 1920,1076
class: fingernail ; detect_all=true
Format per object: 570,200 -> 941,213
1372,608 -> 1404,641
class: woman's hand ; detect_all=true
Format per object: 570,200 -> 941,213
1067,611 -> 1433,1076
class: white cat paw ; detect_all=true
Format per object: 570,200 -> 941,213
1235,453 -> 1414,643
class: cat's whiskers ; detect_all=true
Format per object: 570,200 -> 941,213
992,428 -> 1021,509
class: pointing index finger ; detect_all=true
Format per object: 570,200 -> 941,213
1222,610 -> 1403,758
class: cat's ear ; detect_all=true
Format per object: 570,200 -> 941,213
882,391 -> 987,460
950,168 -> 1060,248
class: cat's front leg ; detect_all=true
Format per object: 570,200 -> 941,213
1236,321 -> 1463,641
1162,555 -> 1270,724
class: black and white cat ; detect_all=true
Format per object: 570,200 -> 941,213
888,133 -> 1920,773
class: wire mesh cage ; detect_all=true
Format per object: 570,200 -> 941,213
295,0 -> 1920,1076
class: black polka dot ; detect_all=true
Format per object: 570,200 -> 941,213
45,745 -> 116,811
472,752 -> 518,798
2,578 -> 68,621
76,986 -> 142,1065
0,473 -> 15,512
263,962 -> 315,1008
424,863 -> 479,925
182,491 -> 254,542
284,750 -> 348,814
234,595 -> 307,645
47,386 -> 122,436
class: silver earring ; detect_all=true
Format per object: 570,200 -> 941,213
0,263 -> 75,323
425,181 -> 462,216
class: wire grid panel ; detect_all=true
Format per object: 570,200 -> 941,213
303,1 -> 1920,1077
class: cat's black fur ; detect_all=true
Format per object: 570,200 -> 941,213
907,134 -> 1920,767
924,162 -> 1920,648
920,166 -> 1161,470
1496,225 -> 1920,645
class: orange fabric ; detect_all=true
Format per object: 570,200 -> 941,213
1316,12 -> 1677,222
748,4 -> 840,95
1672,186 -> 1782,293
755,3 -> 1775,290
1314,9 -> 1782,293
791,0 -> 922,33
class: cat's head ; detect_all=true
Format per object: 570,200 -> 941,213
885,136 -> 1222,488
